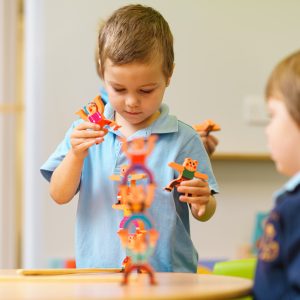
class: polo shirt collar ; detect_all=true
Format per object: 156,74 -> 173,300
274,171 -> 300,199
104,103 -> 178,138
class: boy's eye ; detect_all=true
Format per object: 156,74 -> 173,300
113,87 -> 125,93
140,89 -> 154,94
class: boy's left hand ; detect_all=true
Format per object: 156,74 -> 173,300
198,131 -> 219,156
177,179 -> 211,217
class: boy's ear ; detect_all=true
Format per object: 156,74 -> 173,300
97,58 -> 104,79
166,63 -> 175,87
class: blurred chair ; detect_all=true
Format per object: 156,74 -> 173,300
213,258 -> 256,279
213,258 -> 256,300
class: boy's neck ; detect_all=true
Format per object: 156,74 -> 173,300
116,110 -> 160,138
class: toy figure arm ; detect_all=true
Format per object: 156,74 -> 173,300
168,162 -> 184,172
119,138 -> 130,156
109,174 -> 121,181
194,171 -> 209,180
93,95 -> 105,113
145,183 -> 156,207
76,109 -> 89,121
130,174 -> 147,181
109,120 -> 122,130
146,135 -> 158,155
193,119 -> 221,134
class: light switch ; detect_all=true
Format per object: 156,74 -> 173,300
243,95 -> 269,125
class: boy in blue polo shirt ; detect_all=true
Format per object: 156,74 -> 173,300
41,4 -> 218,272
253,50 -> 300,298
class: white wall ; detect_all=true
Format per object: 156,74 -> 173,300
0,0 -> 18,268
23,0 -> 292,267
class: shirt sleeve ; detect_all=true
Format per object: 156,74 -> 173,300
40,120 -> 80,182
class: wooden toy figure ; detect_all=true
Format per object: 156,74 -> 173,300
165,158 -> 208,193
76,95 -> 121,134
193,119 -> 221,136
119,135 -> 157,184
118,185 -> 159,285
110,165 -> 147,270
113,136 -> 159,285
110,165 -> 146,206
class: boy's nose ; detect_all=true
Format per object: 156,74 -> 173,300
126,95 -> 140,107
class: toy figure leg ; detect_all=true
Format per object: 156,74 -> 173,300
164,177 -> 183,192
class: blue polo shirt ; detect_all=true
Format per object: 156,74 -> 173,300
40,102 -> 218,272
253,172 -> 300,299
100,87 -> 108,104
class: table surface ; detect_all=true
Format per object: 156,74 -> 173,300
0,270 -> 252,300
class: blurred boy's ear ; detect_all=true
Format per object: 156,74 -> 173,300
166,63 -> 175,86
97,59 -> 103,79
95,47 -> 103,79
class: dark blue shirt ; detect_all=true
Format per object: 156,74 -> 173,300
253,173 -> 300,300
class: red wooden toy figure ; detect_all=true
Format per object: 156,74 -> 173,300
76,95 -> 121,134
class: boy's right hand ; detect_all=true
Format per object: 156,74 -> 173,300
70,122 -> 106,159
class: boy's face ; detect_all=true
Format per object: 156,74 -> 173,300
103,57 -> 171,136
266,98 -> 300,176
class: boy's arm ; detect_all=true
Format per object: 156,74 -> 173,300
49,150 -> 84,204
49,121 -> 104,204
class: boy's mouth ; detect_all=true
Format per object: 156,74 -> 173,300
125,111 -> 141,115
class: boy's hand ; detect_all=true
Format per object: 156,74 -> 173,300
177,179 -> 211,218
198,131 -> 219,156
70,122 -> 105,159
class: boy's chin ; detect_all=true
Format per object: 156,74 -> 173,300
275,162 -> 292,177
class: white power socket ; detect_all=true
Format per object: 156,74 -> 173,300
243,95 -> 269,125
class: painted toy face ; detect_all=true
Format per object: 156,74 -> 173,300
120,165 -> 129,176
183,158 -> 198,172
266,99 -> 300,176
103,56 -> 171,135
87,102 -> 98,115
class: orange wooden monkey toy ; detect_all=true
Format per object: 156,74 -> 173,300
193,119 -> 221,135
165,158 -> 208,192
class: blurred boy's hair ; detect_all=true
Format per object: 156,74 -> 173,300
97,4 -> 174,81
266,50 -> 300,124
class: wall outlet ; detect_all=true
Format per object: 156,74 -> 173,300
243,95 -> 269,125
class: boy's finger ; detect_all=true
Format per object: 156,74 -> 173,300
179,195 -> 209,204
197,205 -> 206,217
179,179 -> 207,187
76,122 -> 101,131
74,140 -> 96,152
72,137 -> 104,148
177,187 -> 210,197
74,129 -> 105,139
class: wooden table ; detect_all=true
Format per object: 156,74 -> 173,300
0,270 -> 252,300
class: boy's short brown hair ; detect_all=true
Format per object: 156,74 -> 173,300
97,4 -> 174,81
266,50 -> 300,125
